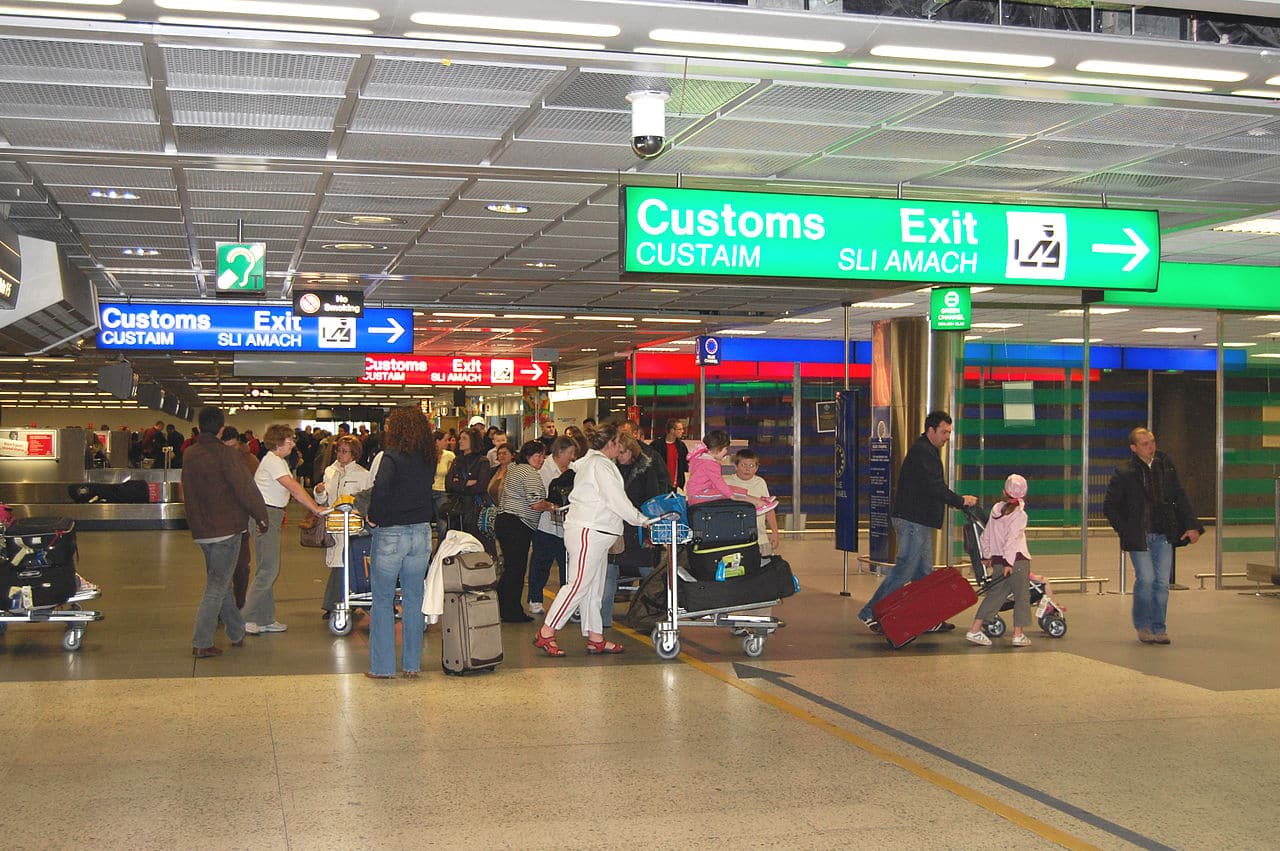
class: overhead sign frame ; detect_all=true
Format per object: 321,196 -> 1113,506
620,186 -> 1159,292
361,355 -> 554,388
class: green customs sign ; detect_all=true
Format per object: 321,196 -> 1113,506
620,187 -> 1159,291
215,242 -> 266,296
931,287 -> 971,331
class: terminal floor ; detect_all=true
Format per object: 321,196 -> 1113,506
3,519 -> 1278,849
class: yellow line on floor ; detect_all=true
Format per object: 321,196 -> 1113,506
614,624 -> 1100,851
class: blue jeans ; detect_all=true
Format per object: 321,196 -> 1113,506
528,529 -> 566,605
193,535 -> 245,648
859,517 -> 934,622
1129,533 -> 1172,634
369,523 -> 430,676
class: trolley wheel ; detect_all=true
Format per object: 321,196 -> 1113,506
1043,615 -> 1067,638
984,616 -> 1006,638
653,630 -> 681,660
329,609 -> 353,637
743,634 -> 765,658
62,628 -> 83,651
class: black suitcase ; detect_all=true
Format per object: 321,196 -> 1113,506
688,540 -> 761,581
441,591 -> 503,675
67,481 -> 149,504
680,565 -> 784,612
762,555 -> 799,599
5,517 -> 77,567
687,500 -> 758,546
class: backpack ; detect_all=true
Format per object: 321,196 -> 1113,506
546,468 -> 575,507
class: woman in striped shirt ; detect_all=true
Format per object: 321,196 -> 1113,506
494,441 -> 556,623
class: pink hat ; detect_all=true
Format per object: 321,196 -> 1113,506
1004,474 -> 1028,499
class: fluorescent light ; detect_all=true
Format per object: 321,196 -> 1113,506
1056,307 -> 1129,316
409,12 -> 618,38
579,347 -> 597,352
158,15 -> 371,33
1045,75 -> 1211,93
1206,342 -> 1256,347
405,31 -> 606,50
964,335 -> 983,341
573,315 -> 634,322
971,322 -> 1024,329
23,0 -> 121,5
154,0 -> 377,20
650,28 -> 843,53
870,45 -> 1053,68
0,5 -> 124,18
1142,327 -> 1202,334
1050,338 -> 1103,344
1250,314 -> 1280,321
1263,75 -> 1280,86
971,287 -> 994,294
641,347 -> 680,352
503,313 -> 565,320
1231,89 -> 1280,99
635,46 -> 821,65
1253,353 -> 1280,359
433,311 -> 495,318
486,203 -> 528,215
851,61 -> 1026,80
523,262 -> 558,269
853,301 -> 914,309
90,189 -> 138,200
719,328 -> 766,336
1214,219 -> 1280,235
1075,59 -> 1246,83
773,317 -> 831,324
641,317 -> 701,324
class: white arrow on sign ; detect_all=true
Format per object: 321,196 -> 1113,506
519,363 -> 545,381
1091,227 -> 1150,272
368,317 -> 405,345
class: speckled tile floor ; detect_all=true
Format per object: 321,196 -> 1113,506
2,516 -> 1278,848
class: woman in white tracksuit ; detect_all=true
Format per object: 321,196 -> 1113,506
534,422 -> 655,657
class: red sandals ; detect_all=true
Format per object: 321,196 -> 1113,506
534,630 -> 566,657
585,638 -> 624,655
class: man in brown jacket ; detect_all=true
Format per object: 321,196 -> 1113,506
183,406 -> 269,658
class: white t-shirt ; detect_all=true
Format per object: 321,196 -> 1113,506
254,452 -> 292,508
725,472 -> 773,556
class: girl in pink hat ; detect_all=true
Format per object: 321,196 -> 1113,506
967,474 -> 1033,647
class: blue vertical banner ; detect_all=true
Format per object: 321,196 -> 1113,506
868,406 -> 892,563
834,389 -> 859,553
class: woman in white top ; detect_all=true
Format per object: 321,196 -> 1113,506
243,423 -> 325,635
314,433 -> 372,618
534,423 -> 656,657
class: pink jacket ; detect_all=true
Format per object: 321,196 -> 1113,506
979,500 -> 1029,563
685,443 -> 735,504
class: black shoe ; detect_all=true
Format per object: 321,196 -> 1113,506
927,622 -> 957,633
501,613 -> 534,623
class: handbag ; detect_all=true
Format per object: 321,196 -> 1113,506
608,534 -> 626,556
299,513 -> 334,548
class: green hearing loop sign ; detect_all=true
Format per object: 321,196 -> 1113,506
215,243 -> 266,296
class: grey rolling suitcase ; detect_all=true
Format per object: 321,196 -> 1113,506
441,591 -> 503,675
440,552 -> 498,592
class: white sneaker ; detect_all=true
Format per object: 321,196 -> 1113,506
1011,634 -> 1031,647
258,621 -> 288,633
243,622 -> 263,635
965,630 -> 992,646
528,601 -> 544,615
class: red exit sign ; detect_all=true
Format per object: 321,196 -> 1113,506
363,355 -> 550,387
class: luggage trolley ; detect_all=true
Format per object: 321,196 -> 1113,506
648,514 -> 783,661
327,501 -> 372,637
0,518 -> 103,651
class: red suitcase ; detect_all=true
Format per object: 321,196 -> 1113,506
872,567 -> 977,648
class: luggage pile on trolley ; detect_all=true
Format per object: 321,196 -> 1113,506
0,516 -> 103,651
326,500 -> 372,637
640,495 -> 796,660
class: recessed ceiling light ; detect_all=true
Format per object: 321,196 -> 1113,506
311,277 -> 352,285
719,328 -> 766,335
773,317 -> 831,324
853,301 -> 914,309
157,15 -> 371,32
870,45 -> 1054,68
121,247 -> 160,256
574,315 -> 634,322
641,317 -> 701,324
1142,327 -> 1202,333
648,287 -> 681,294
334,214 -> 404,226
475,291 -> 507,296
971,322 -> 1024,329
1075,59 -> 1247,83
1056,307 -> 1129,316
1206,342 -> 1256,347
635,45 -> 822,65
404,31 -> 607,50
409,11 -> 618,37
503,313 -> 565,320
154,0 -> 378,21
486,203 -> 529,215
90,189 -> 138,200
649,28 -> 843,53
0,5 -> 124,19
523,262 -> 558,269
1214,219 -> 1280,235
1050,338 -> 1103,344
321,242 -> 385,251
433,311 -> 495,318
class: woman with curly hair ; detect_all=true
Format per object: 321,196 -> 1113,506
365,405 -> 437,679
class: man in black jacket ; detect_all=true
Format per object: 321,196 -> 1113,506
858,410 -> 977,630
1104,427 -> 1202,645
651,418 -> 689,490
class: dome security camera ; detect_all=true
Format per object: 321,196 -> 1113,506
626,90 -> 669,158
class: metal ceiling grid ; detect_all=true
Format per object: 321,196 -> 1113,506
161,46 -> 357,97
836,128 -> 1018,161
28,162 -> 176,190
61,203 -> 182,222
681,118 -> 859,154
0,161 -> 28,182
186,168 -> 321,194
462,179 -> 605,204
190,191 -> 313,212
493,139 -> 639,171
89,235 -> 191,251
734,83 -> 941,127
77,220 -> 188,238
174,126 -> 331,158
338,132 -> 495,164
0,183 -> 47,203
641,148 -> 802,178
326,173 -> 463,197
1181,181 -> 1280,205
1051,105 -> 1269,146
1120,148 -> 1277,180
195,224 -> 304,242
443,198 -> 578,220
45,187 -> 180,210
505,245 -> 608,262
0,82 -> 154,123
403,244 -> 505,261
416,230 -> 522,248
911,164 -> 1076,191
362,57 -> 562,106
350,99 -> 523,136
894,96 -> 1112,136
520,234 -> 614,254
390,260 -> 489,277
309,227 -> 420,246
1054,171 -> 1214,196
1206,120 -> 1280,153
0,37 -> 147,86
518,107 -> 642,145
782,156 -> 943,184
564,203 -> 619,224
169,90 -> 341,132
548,70 -> 754,115
318,197 -> 447,218
981,139 -> 1164,171
544,218 -> 617,240
191,208 -> 307,227
0,117 -> 161,151
428,215 -> 545,237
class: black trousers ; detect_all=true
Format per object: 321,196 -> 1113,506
494,513 -> 534,619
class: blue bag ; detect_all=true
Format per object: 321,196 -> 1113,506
641,490 -> 687,525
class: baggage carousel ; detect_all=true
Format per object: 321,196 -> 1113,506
0,473 -> 186,530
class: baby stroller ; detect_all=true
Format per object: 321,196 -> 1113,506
962,505 -> 1067,639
